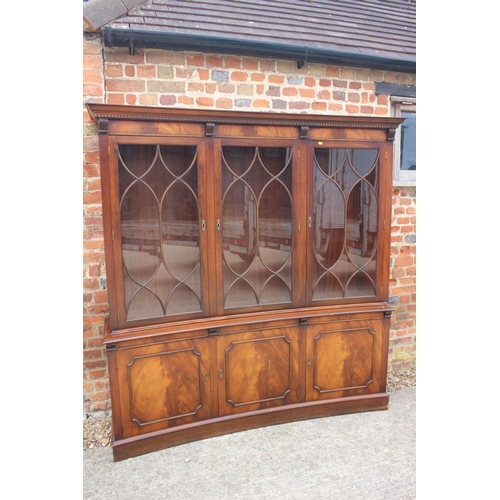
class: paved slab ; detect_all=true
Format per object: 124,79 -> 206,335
83,387 -> 415,500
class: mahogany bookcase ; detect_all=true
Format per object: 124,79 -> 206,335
87,103 -> 402,461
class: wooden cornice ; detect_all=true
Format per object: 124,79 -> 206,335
86,103 -> 404,133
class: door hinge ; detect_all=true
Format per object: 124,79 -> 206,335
298,149 -> 301,159
112,229 -> 115,241
108,146 -> 110,155
385,150 -> 388,160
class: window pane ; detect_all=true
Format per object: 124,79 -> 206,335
401,111 -> 416,171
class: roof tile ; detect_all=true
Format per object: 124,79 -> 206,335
101,0 -> 416,67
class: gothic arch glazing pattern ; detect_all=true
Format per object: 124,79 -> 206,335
118,144 -> 202,321
312,148 -> 380,300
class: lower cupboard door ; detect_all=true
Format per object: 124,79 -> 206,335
305,318 -> 386,400
217,327 -> 300,416
114,338 -> 215,438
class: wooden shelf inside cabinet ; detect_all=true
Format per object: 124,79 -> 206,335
92,105 -> 400,461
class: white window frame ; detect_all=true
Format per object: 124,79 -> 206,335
391,96 -> 416,186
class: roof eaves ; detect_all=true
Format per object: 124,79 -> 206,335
103,27 -> 416,73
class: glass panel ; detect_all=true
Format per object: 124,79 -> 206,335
312,148 -> 379,301
222,145 -> 293,309
401,111 -> 416,171
345,272 -> 376,298
118,144 -> 202,321
346,180 -> 378,269
314,271 -> 344,300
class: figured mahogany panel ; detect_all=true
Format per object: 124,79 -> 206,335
308,127 -> 387,142
305,317 -> 385,400
218,327 -> 300,415
215,124 -> 298,139
107,120 -> 205,137
314,328 -> 374,389
115,338 -> 214,438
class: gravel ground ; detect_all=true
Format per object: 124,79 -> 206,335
83,368 -> 416,450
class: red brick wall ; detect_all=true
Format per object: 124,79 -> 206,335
83,32 -> 416,413
389,189 -> 417,370
83,33 -> 110,413
102,46 -> 397,113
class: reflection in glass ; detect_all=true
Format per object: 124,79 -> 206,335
222,146 -> 293,309
118,144 -> 202,321
312,148 -> 379,300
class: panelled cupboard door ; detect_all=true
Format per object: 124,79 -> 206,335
305,317 -> 386,401
107,137 -> 211,329
213,139 -> 305,316
114,338 -> 216,439
217,326 -> 300,416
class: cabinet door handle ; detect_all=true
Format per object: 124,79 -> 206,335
201,220 -> 206,232
307,216 -> 312,228
219,368 -> 223,379
216,219 -> 221,231
204,370 -> 209,382
307,355 -> 311,366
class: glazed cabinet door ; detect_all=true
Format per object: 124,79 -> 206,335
217,326 -> 300,416
113,336 -> 216,439
105,137 -> 211,329
213,139 -> 305,315
306,142 -> 391,305
304,315 -> 387,401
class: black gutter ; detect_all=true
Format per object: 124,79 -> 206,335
103,27 -> 416,74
